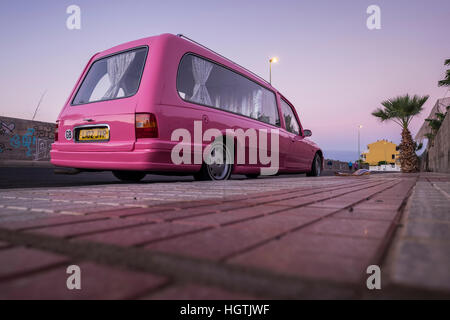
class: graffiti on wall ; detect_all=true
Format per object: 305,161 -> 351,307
0,117 -> 54,161
10,128 -> 37,157
35,138 -> 53,160
33,125 -> 55,140
0,142 -> 13,153
0,121 -> 15,136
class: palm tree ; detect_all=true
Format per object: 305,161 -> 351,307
372,94 -> 429,173
438,59 -> 450,87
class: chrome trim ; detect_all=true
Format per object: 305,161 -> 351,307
73,124 -> 111,143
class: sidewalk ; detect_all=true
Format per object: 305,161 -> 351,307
0,172 -> 448,299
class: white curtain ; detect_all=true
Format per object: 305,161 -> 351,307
191,57 -> 213,105
103,51 -> 136,99
241,96 -> 250,116
252,89 -> 263,119
261,90 -> 277,123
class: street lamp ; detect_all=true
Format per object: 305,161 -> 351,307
358,125 -> 363,164
269,57 -> 278,84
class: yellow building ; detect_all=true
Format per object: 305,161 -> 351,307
361,140 -> 400,165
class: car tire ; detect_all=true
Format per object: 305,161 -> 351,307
306,154 -> 322,177
112,171 -> 146,182
194,140 -> 232,181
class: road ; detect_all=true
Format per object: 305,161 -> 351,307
0,167 -> 337,189
0,167 -> 448,299
0,167 -> 194,189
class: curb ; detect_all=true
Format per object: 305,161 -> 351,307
0,160 -> 54,168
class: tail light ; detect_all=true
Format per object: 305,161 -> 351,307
55,122 -> 59,141
136,113 -> 158,139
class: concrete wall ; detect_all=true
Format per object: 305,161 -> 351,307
426,111 -> 450,173
369,164 -> 401,172
323,159 -> 368,172
0,116 -> 55,161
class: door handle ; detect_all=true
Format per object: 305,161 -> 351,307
202,115 -> 209,124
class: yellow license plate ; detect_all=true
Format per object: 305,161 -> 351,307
78,128 -> 109,141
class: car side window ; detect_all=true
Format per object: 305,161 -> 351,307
280,99 -> 300,135
177,54 -> 280,126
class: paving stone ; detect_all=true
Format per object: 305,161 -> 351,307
307,182 -> 398,209
227,228 -> 383,285
334,208 -> 399,221
390,240 -> 450,292
0,209 -> 32,216
408,198 -> 450,221
263,231 -> 378,259
352,199 -> 405,212
130,206 -> 219,222
230,249 -> 372,284
88,206 -> 174,218
0,247 -> 69,281
75,221 -> 209,247
274,206 -> 337,217
0,262 -> 168,300
0,215 -> 106,231
145,213 -> 319,261
27,218 -> 147,238
0,212 -> 56,223
404,220 -> 450,242
433,182 -> 450,194
386,176 -> 450,294
268,182 -> 389,208
300,217 -> 392,239
176,204 -> 288,227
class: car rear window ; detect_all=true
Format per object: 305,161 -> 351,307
72,47 -> 148,105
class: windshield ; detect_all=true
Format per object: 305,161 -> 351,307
72,47 -> 148,105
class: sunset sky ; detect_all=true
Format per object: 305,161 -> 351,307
0,0 -> 449,160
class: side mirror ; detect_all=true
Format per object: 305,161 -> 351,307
303,129 -> 312,137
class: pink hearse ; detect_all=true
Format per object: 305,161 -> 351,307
51,34 -> 323,181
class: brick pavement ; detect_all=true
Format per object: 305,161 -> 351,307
0,173 -> 449,299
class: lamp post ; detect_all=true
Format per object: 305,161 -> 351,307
269,57 -> 278,84
358,125 -> 363,164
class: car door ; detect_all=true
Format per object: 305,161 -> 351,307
279,98 -> 309,170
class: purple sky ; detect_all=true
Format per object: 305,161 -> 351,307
0,0 -> 449,160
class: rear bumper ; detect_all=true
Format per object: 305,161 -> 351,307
50,147 -> 200,172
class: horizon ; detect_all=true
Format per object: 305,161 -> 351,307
0,0 -> 449,154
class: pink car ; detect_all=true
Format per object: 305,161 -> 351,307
51,34 -> 323,181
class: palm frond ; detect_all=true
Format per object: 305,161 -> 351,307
439,64 -> 450,87
372,94 -> 428,129
371,108 -> 390,121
